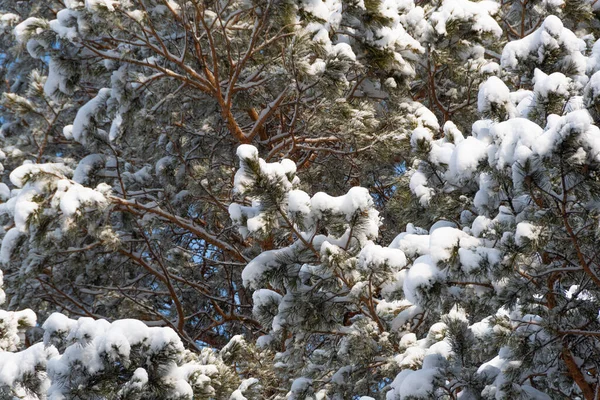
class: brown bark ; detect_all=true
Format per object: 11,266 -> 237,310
562,345 -> 596,400
248,107 -> 268,141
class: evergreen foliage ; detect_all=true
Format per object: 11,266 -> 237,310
0,0 -> 600,398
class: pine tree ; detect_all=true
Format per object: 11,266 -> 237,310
1,0 -> 600,398
0,0 -> 429,348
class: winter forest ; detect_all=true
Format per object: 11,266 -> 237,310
1,0 -> 600,399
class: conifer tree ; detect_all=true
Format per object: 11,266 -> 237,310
1,0 -> 600,398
